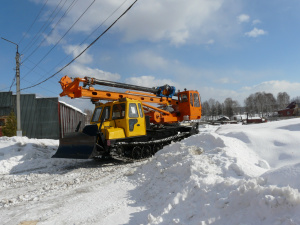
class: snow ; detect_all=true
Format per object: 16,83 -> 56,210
1,119 -> 300,224
59,101 -> 86,115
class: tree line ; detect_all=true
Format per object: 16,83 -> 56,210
202,92 -> 293,119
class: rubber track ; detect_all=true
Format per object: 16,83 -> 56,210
110,131 -> 191,162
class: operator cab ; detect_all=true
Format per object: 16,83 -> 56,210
90,98 -> 146,139
178,90 -> 202,120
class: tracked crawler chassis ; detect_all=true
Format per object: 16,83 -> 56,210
53,117 -> 199,162
52,76 -> 201,161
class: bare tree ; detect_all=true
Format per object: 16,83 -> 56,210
254,92 -> 265,116
201,101 -> 210,118
265,93 -> 276,114
291,96 -> 300,103
224,98 -> 234,118
244,94 -> 255,115
84,109 -> 93,124
215,101 -> 223,116
277,92 -> 290,109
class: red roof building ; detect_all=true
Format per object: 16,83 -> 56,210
278,102 -> 299,117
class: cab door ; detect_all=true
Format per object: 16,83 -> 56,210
112,103 -> 126,131
127,102 -> 146,137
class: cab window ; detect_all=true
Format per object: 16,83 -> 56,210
138,103 -> 144,118
100,106 -> 111,121
190,93 -> 193,106
193,93 -> 200,107
112,103 -> 126,119
91,107 -> 102,122
179,94 -> 188,103
129,103 -> 139,118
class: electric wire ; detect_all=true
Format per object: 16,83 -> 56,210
1,0 -> 66,95
22,62 -> 57,86
21,0 -> 139,91
21,0 -> 94,80
9,77 -> 16,92
21,0 -> 66,54
22,77 -> 59,95
22,0 -> 78,60
4,0 -> 117,94
33,0 -> 129,84
18,0 -> 49,45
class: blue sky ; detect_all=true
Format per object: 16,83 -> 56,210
1,0 -> 300,110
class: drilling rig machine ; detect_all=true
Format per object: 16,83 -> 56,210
52,75 -> 202,161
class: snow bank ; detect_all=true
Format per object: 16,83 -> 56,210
0,118 -> 300,225
0,136 -> 88,174
126,120 -> 300,224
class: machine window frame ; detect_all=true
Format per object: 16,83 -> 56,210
112,103 -> 126,120
138,103 -> 144,118
190,93 -> 193,106
129,103 -> 139,118
91,107 -> 103,122
193,93 -> 200,107
100,106 -> 111,121
179,94 -> 188,103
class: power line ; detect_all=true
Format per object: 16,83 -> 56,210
21,0 -> 94,79
33,0 -> 129,84
22,62 -> 57,85
21,0 -> 139,91
18,0 -> 49,45
0,87 -> 9,92
23,0 -> 78,63
9,77 -> 16,92
21,0 -> 67,54
22,77 -> 59,95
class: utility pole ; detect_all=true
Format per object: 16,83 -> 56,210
1,37 -> 22,136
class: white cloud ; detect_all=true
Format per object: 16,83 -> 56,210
131,51 -> 168,70
200,80 -> 300,104
43,29 -> 65,46
206,39 -> 215,45
240,80 -> 300,97
118,0 -> 242,45
40,0 -> 243,46
252,19 -> 261,25
237,14 -> 250,23
125,76 -> 177,89
214,77 -> 238,84
63,63 -> 120,81
245,27 -> 267,37
63,44 -> 93,64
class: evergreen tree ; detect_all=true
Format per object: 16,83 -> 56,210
2,111 -> 17,137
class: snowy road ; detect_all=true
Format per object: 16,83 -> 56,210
1,119 -> 300,224
1,158 -> 145,224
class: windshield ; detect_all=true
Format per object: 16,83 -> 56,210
91,107 -> 102,122
100,106 -> 111,121
112,103 -> 126,119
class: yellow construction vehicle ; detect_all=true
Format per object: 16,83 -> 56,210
52,76 -> 201,161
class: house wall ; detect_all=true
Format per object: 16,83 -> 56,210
59,102 -> 86,138
278,109 -> 295,117
0,92 -> 86,139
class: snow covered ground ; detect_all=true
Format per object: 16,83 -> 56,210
1,118 -> 300,225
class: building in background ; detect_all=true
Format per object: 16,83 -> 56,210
0,92 -> 86,139
278,101 -> 300,117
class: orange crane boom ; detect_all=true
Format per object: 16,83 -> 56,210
59,75 -> 201,123
52,75 -> 201,160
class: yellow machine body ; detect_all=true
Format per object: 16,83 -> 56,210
90,98 -> 146,140
52,76 -> 201,160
